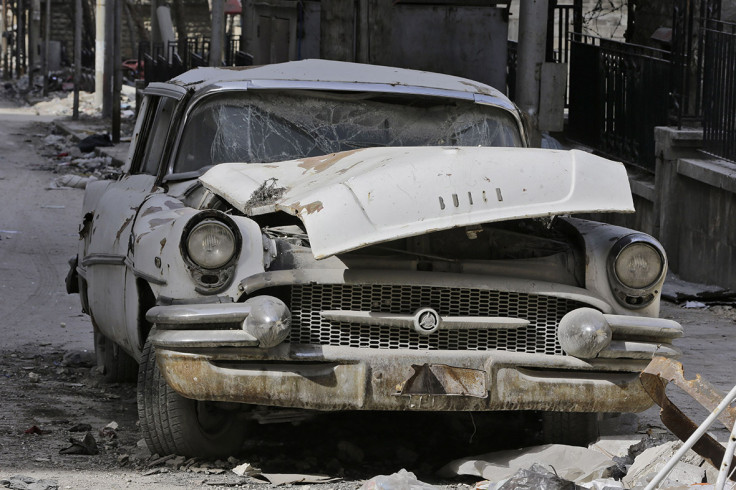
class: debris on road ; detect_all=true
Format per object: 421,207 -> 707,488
0,474 -> 58,490
361,469 -> 434,490
495,463 -> 579,490
59,432 -> 99,455
23,426 -> 50,435
438,444 -> 614,484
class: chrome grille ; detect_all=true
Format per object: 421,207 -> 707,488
289,284 -> 588,354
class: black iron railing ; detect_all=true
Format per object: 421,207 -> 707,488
702,19 -> 736,162
138,36 -> 253,84
568,34 -> 671,172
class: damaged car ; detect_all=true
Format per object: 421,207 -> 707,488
67,59 -> 682,457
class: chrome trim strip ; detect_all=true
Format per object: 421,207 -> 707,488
605,314 -> 683,339
80,254 -> 126,266
241,269 -> 613,313
150,329 -> 258,348
598,341 -> 681,360
320,310 -> 529,330
124,257 -> 167,285
146,303 -> 254,325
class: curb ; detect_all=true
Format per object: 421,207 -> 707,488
53,118 -> 129,167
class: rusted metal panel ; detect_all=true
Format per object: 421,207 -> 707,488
398,364 -> 488,398
640,356 -> 736,470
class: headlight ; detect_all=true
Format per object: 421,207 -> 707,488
608,234 -> 666,308
186,220 -> 236,269
613,241 -> 663,289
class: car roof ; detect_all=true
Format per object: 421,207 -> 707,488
161,59 -> 508,100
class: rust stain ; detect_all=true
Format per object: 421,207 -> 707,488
148,218 -> 175,228
640,356 -> 736,474
291,201 -> 324,215
140,206 -> 163,217
164,200 -> 185,210
160,238 -> 167,253
115,215 -> 135,242
297,149 -> 364,173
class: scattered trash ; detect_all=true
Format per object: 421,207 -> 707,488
68,423 -> 92,432
24,426 -> 51,435
61,350 -> 95,368
0,230 -> 20,234
662,273 -> 736,305
48,174 -> 97,190
361,469 -> 434,490
39,205 -> 65,209
0,475 -> 58,490
99,421 -> 118,439
255,473 -> 341,485
59,432 -> 99,455
232,462 -> 260,477
684,301 -> 708,309
439,444 -> 613,484
496,463 -> 578,490
78,133 -> 113,153
27,372 -> 40,383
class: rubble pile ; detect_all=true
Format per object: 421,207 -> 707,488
38,133 -> 122,187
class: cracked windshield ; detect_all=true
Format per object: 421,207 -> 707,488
174,91 -> 522,173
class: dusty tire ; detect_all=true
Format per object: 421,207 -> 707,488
94,325 -> 138,383
541,412 -> 600,446
137,339 -> 246,458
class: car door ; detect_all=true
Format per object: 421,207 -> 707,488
81,94 -> 179,353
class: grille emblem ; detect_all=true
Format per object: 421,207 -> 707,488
413,308 -> 441,335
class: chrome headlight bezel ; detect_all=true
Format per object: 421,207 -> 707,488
180,210 -> 242,293
607,234 -> 666,309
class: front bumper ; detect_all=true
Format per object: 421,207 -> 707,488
146,296 -> 682,413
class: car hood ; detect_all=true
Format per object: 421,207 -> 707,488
199,147 -> 634,259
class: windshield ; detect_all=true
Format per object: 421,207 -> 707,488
174,91 -> 523,173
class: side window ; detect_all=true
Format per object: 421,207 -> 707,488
137,97 -> 177,175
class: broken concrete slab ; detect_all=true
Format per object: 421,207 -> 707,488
622,441 -> 706,488
438,444 -> 613,484
589,435 -> 646,460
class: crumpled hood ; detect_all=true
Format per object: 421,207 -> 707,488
200,147 -> 634,259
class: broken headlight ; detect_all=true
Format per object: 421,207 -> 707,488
181,211 -> 241,293
607,234 -> 665,308
187,221 -> 236,269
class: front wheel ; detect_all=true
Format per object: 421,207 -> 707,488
137,339 -> 247,457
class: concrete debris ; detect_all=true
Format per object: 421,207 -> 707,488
58,432 -> 99,455
496,463 -> 578,490
684,301 -> 708,309
439,444 -> 613,484
622,441 -> 706,488
361,469 -> 435,490
232,462 -> 260,477
0,475 -> 58,490
27,372 -> 40,383
60,350 -> 95,368
68,423 -> 92,432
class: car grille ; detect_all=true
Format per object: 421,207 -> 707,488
289,284 -> 589,355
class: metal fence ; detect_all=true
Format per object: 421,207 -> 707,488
568,34 -> 671,172
138,36 -> 252,84
702,19 -> 736,162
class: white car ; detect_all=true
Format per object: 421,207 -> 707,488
67,59 -> 682,457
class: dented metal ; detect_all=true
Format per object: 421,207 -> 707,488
641,357 -> 736,470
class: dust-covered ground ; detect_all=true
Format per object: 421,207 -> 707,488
1,90 -> 735,489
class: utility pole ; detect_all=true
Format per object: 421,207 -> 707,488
151,0 -> 160,44
28,0 -> 38,78
515,0 -> 549,147
102,0 -> 113,117
111,0 -> 121,143
41,0 -> 49,95
73,0 -> 81,119
16,0 -> 24,78
209,0 -> 224,66
2,0 -> 7,79
94,0 -> 105,107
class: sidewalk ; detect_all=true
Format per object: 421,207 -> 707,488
53,116 -> 130,166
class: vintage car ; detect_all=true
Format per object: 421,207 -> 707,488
67,59 -> 682,457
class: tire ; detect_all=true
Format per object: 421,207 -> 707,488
541,412 -> 600,446
94,324 -> 138,383
137,338 -> 247,458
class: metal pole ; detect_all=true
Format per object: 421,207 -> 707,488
111,0 -> 120,142
73,0 -> 81,119
644,383 -> 736,490
41,0 -> 48,94
150,0 -> 160,44
94,0 -> 105,107
16,0 -> 23,78
515,0 -> 549,147
102,0 -> 112,117
715,416 -> 736,489
28,0 -> 37,77
2,0 -> 7,79
209,0 -> 223,66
